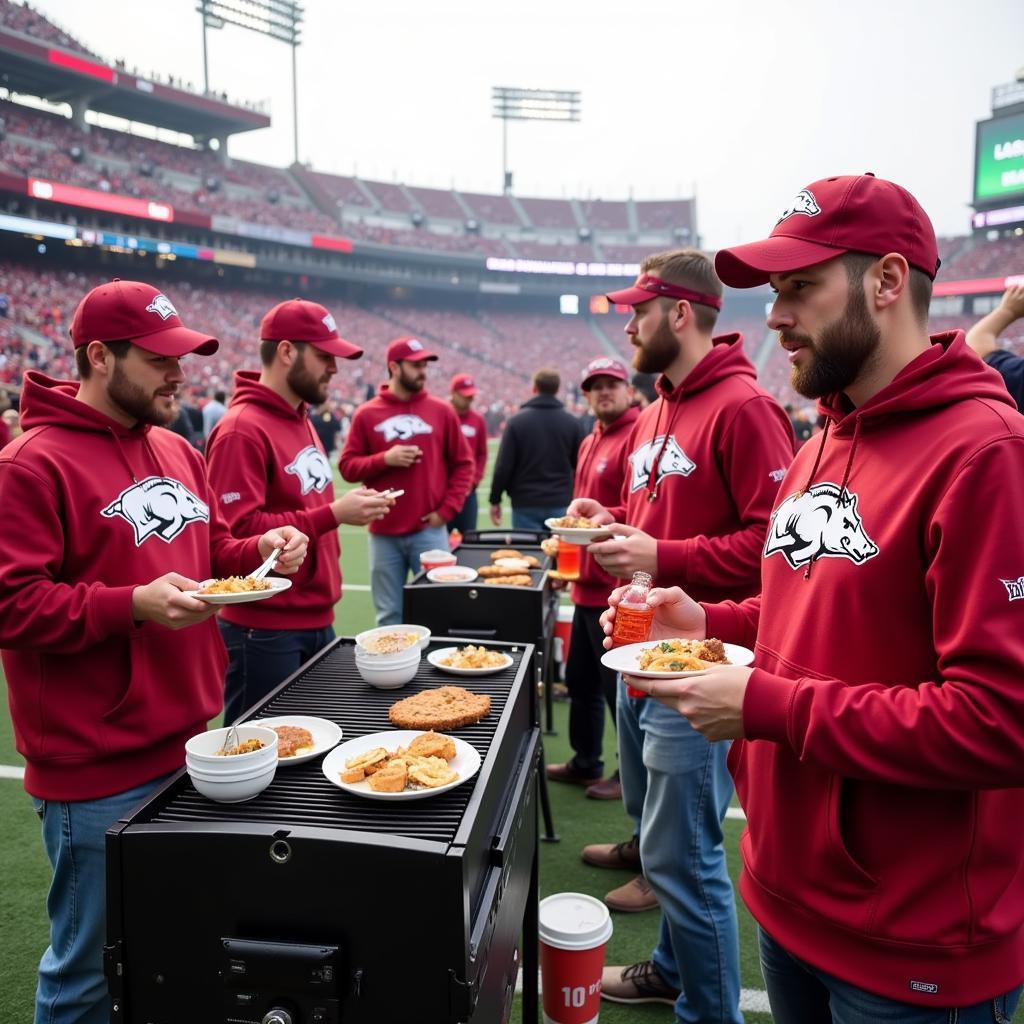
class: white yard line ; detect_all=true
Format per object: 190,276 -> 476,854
0,765 -> 25,780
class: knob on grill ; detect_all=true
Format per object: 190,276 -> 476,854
262,1010 -> 293,1024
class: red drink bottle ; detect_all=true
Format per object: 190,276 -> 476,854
611,571 -> 654,698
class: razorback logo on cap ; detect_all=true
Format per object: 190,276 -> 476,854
322,312 -> 337,333
584,357 -> 620,375
145,294 -> 178,320
407,339 -> 424,352
776,189 -> 821,225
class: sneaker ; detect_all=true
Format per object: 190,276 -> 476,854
604,874 -> 659,912
546,762 -> 602,786
601,960 -> 681,1005
580,835 -> 640,871
585,774 -> 622,801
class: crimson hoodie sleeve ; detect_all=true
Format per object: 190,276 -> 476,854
657,396 -> 793,587
0,461 -> 135,652
437,406 -> 475,522
206,432 -> 338,540
702,596 -> 761,650
743,437 -> 1024,789
338,407 -> 389,483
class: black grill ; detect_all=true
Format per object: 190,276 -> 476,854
105,638 -> 540,1024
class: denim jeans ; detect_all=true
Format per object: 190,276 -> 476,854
618,679 -> 743,1024
758,928 -> 1022,1024
368,524 -> 450,625
448,490 -> 479,535
564,606 -> 619,777
511,505 -> 566,532
220,621 -> 335,724
31,775 -> 173,1024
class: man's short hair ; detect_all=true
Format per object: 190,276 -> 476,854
259,338 -> 308,366
640,248 -> 723,333
533,368 -> 560,395
841,252 -> 932,326
75,339 -> 131,380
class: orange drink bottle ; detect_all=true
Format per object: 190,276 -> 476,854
611,571 -> 654,697
556,537 -> 581,579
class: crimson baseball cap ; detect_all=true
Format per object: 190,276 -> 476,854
386,336 -> 439,365
715,173 -> 941,289
260,298 -> 363,359
450,373 -> 477,396
69,280 -> 218,356
605,273 -> 723,310
580,356 -> 630,390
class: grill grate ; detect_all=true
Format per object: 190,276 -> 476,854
147,639 -> 528,843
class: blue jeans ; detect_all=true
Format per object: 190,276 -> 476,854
220,621 -> 335,724
368,524 -> 450,625
31,775 -> 173,1024
512,505 -> 566,532
618,679 -> 743,1024
448,490 -> 478,535
758,928 -> 1022,1024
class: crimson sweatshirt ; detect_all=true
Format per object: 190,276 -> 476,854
205,372 -> 340,630
703,333 -> 1024,1005
607,335 -> 794,602
0,373 -> 262,801
456,406 -> 489,486
571,405 -> 640,607
338,385 -> 474,535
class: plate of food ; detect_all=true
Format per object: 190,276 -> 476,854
544,515 -> 617,544
600,637 -> 754,678
426,565 -> 478,583
188,576 -> 292,604
240,715 -> 342,766
426,645 -> 514,676
388,685 -> 491,730
321,730 -> 481,801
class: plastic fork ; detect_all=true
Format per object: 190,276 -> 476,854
247,547 -> 280,582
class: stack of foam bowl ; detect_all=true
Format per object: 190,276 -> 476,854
354,624 -> 429,689
184,724 -> 279,803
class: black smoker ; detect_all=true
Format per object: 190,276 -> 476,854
105,638 -> 539,1024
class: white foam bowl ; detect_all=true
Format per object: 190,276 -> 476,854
184,725 -> 279,769
354,650 -> 421,689
186,759 -> 277,803
355,624 -> 431,656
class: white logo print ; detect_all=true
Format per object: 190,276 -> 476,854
769,468 -> 787,482
460,423 -> 477,438
764,483 -> 878,570
776,189 -> 821,225
285,445 -> 332,494
1001,576 -> 1024,601
375,414 -> 433,443
629,434 -> 696,492
101,475 -> 209,545
145,294 -> 178,320
406,338 -> 424,352
322,313 -> 337,333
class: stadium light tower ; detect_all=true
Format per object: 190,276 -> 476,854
492,86 -> 581,194
196,0 -> 304,163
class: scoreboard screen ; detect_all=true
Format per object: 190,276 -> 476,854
975,111 -> 1024,205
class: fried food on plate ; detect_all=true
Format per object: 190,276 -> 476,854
343,746 -> 388,776
439,646 -> 507,670
478,563 -> 533,578
406,731 -> 457,761
367,761 -> 409,793
484,574 -> 533,587
408,756 -> 458,789
388,686 -> 491,730
339,731 -> 461,792
200,576 -> 272,595
490,548 -> 522,561
636,637 -> 731,672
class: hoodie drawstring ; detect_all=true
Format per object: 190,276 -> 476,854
837,415 -> 862,505
799,419 -> 830,496
109,428 -> 139,484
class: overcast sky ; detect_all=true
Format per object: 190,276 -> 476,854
29,0 -> 1024,249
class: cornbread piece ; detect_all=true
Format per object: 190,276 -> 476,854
388,686 -> 491,730
406,731 -> 457,761
367,761 -> 408,792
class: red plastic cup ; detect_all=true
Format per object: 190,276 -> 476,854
539,892 -> 613,1024
419,549 -> 456,573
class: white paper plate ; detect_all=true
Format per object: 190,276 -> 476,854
240,715 -> 342,766
601,640 -> 754,678
543,518 -> 617,544
188,577 -> 292,604
426,646 -> 514,676
322,730 -> 481,801
426,566 -> 478,583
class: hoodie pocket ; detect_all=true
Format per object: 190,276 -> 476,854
829,776 -> 879,888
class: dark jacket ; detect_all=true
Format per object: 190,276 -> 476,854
489,393 -> 581,507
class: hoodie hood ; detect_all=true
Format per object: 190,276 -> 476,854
20,370 -> 153,439
656,333 -> 752,403
229,370 -> 308,422
376,383 -> 431,405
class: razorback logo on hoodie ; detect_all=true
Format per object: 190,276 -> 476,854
628,434 -> 696,492
101,475 -> 209,545
374,414 -> 433,443
764,482 -> 879,569
460,423 -> 478,438
285,445 -> 332,495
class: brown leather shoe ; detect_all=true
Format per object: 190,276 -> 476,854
546,762 -> 602,786
604,874 -> 659,913
601,960 -> 680,1005
585,775 -> 622,800
580,835 -> 641,871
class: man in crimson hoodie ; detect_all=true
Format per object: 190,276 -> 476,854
546,356 -> 638,804
447,371 -> 488,536
205,299 -> 395,724
568,249 -> 794,1021
617,175 -> 1024,1022
339,337 -> 474,625
0,280 -> 308,1024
